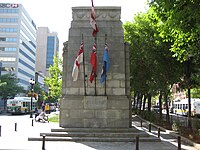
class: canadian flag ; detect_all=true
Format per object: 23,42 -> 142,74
72,42 -> 84,81
89,43 -> 97,83
90,0 -> 99,37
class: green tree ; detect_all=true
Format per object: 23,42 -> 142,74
149,0 -> 200,128
124,10 -> 183,122
44,53 -> 62,102
0,74 -> 24,99
149,0 -> 200,62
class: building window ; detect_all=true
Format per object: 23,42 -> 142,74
18,68 -> 34,79
0,28 -> 17,32
0,37 -> 17,42
21,42 -> 35,56
6,37 -> 17,42
46,36 -> 55,68
0,9 -> 19,13
0,57 -> 16,61
19,58 -> 34,71
1,67 -> 15,71
19,49 -> 35,63
0,47 -> 17,51
19,78 -> 30,85
0,18 -> 18,23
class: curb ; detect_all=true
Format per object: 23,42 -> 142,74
136,115 -> 200,150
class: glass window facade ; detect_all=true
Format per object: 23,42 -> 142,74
0,9 -> 19,13
0,28 -> 17,32
0,47 -> 17,51
21,41 -> 35,56
46,36 -> 55,68
19,58 -> 34,71
18,68 -> 34,79
19,49 -> 35,63
0,37 -> 17,42
0,18 -> 18,23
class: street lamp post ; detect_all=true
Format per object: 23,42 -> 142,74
29,79 -> 35,118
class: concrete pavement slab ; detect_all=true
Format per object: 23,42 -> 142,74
0,113 -> 198,150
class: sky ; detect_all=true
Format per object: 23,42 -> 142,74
3,0 -> 148,55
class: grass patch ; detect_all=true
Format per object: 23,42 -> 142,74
48,114 -> 59,123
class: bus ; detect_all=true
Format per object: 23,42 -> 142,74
173,98 -> 200,116
7,97 -> 36,115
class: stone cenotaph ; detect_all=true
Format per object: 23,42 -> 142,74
60,6 -> 131,128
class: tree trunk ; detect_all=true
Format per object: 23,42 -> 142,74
136,92 -> 140,110
147,94 -> 151,112
188,88 -> 192,129
142,94 -> 147,111
139,93 -> 143,115
159,92 -> 163,120
133,92 -> 137,109
164,91 -> 170,123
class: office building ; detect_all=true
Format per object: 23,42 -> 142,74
35,27 -> 59,77
0,3 -> 37,90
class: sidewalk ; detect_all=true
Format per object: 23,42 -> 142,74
0,113 -> 199,150
132,115 -> 200,150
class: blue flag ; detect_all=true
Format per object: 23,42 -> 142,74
100,45 -> 110,83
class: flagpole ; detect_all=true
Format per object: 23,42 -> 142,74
104,34 -> 107,96
82,34 -> 87,96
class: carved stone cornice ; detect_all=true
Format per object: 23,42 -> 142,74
72,6 -> 121,21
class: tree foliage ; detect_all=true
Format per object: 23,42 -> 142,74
149,0 -> 200,61
123,7 -> 185,122
149,0 -> 200,89
124,11 -> 183,96
0,74 -> 24,99
44,53 -> 62,102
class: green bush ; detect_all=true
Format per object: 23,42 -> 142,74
140,110 -> 159,123
172,120 -> 181,132
192,118 -> 200,130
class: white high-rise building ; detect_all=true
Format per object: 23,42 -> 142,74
0,3 -> 37,90
35,27 -> 59,76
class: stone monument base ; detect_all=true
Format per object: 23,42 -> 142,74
60,95 -> 131,128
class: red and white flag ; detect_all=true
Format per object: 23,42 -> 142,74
90,0 -> 99,37
89,43 -> 97,83
72,42 -> 84,81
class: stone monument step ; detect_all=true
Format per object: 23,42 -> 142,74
39,131 -> 149,138
28,136 -> 161,142
51,127 -> 138,133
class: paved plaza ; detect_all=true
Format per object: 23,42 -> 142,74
0,112 -> 199,150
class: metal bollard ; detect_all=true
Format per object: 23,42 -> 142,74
32,119 -> 34,126
177,136 -> 181,150
135,135 -> 139,150
42,134 -> 46,150
158,128 -> 160,138
149,123 -> 151,132
140,120 -> 142,127
15,123 -> 17,131
0,125 -> 1,136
